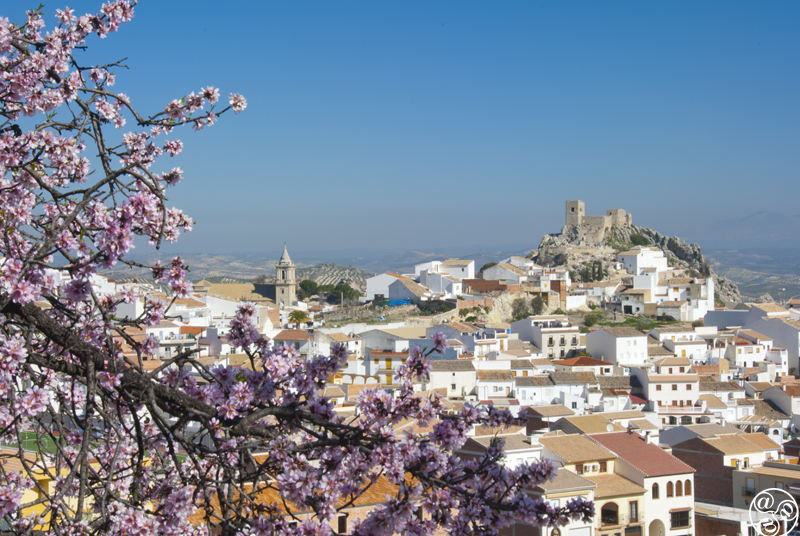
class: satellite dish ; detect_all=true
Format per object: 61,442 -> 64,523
606,424 -> 615,432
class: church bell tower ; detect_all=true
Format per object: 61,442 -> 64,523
275,244 -> 296,307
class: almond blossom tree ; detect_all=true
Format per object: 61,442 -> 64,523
0,4 -> 593,535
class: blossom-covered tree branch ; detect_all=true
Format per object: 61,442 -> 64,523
0,3 -> 592,535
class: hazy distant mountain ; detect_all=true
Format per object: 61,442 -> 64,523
696,211 -> 800,247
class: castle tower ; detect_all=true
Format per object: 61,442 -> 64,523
275,244 -> 296,307
566,200 -> 585,226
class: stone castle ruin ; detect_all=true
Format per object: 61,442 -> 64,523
565,200 -> 632,243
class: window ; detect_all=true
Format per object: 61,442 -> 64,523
669,368 -> 673,374
629,501 -> 638,522
685,479 -> 692,496
686,384 -> 692,390
670,510 -> 690,529
676,481 -> 683,496
560,349 -> 565,358
672,384 -> 677,391
656,385 -> 662,391
679,367 -> 685,373
576,464 -> 584,475
451,384 -> 456,391
777,481 -> 784,490
652,483 -> 659,499
666,481 -> 674,497
571,401 -> 578,409
600,461 -> 607,473
337,515 -> 348,534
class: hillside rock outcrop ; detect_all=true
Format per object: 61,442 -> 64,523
532,224 -> 743,304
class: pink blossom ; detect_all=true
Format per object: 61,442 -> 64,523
229,93 -> 247,113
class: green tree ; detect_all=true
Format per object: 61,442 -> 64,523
531,296 -> 545,315
511,297 -> 531,321
630,233 -> 649,246
288,310 -> 310,326
298,279 -> 319,299
479,262 -> 498,273
584,311 -> 603,328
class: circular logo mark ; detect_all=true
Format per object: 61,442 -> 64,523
749,488 -> 799,536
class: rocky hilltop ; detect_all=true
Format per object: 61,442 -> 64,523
532,224 -> 743,304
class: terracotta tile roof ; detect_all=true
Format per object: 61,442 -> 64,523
469,434 -> 538,451
740,433 -> 781,451
699,433 -> 777,455
0,448 -> 43,473
328,332 -> 355,342
629,418 -> 658,431
495,263 -> 527,276
750,303 -> 790,314
549,371 -> 598,385
472,424 -> 526,437
430,360 -> 476,372
690,365 -> 719,375
441,259 -> 472,266
600,327 -> 645,338
598,376 -> 640,390
180,326 -> 205,337
700,381 -> 744,392
698,394 -> 727,409
273,329 -> 311,341
534,467 -> 596,493
539,434 -> 616,463
737,329 -> 772,341
753,399 -> 790,421
590,432 -> 695,477
648,346 -> 676,357
187,474 -> 412,526
659,301 -> 688,308
526,404 -> 574,417
602,411 -> 646,421
444,322 -> 481,334
779,318 -> 800,329
510,359 -> 535,369
585,473 -> 646,499
394,278 -> 428,297
553,356 -> 610,367
515,375 -> 555,387
323,386 -> 346,398
555,415 -> 626,435
477,370 -> 514,382
653,357 -> 692,367
206,283 -> 275,304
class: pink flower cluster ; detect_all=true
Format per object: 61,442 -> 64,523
0,3 -> 590,535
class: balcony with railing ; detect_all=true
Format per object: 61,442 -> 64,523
598,512 -> 644,527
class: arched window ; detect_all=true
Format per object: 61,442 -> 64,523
652,483 -> 659,499
676,481 -> 683,496
685,479 -> 692,496
774,429 -> 780,436
666,481 -> 674,497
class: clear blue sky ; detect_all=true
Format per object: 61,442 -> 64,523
6,1 -> 800,254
